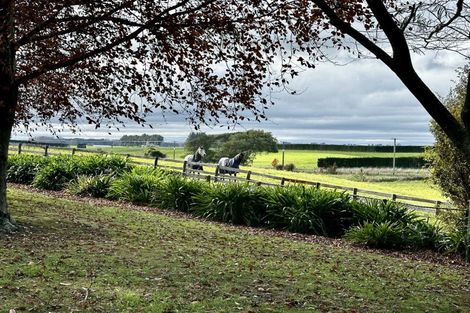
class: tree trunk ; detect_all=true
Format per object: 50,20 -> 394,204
393,66 -> 470,160
0,0 -> 18,232
0,112 -> 15,232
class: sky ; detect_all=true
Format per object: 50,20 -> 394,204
12,50 -> 465,145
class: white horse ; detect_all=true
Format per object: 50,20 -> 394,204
218,152 -> 245,176
184,147 -> 206,170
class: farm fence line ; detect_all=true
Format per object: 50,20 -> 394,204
8,143 -> 462,215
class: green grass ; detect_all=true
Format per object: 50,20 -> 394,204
253,150 -> 422,170
1,188 -> 470,312
88,146 -> 187,159
245,168 -> 443,200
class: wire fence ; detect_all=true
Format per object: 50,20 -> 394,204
8,143 -> 463,215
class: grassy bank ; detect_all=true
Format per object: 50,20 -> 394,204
1,188 -> 469,312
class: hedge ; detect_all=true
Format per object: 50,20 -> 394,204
317,157 -> 427,168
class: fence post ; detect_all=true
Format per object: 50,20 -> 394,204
154,157 -> 159,169
72,148 -> 76,156
434,201 -> 441,216
183,161 -> 187,175
281,177 -> 285,186
18,143 -> 22,155
246,171 -> 251,181
44,145 -> 49,157
352,188 -> 358,201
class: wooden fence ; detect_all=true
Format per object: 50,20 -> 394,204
8,143 -> 460,214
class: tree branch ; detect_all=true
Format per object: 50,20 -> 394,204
461,70 -> 470,135
365,0 -> 411,68
16,0 -> 218,85
399,3 -> 417,32
15,1 -> 134,47
310,0 -> 394,68
427,0 -> 464,41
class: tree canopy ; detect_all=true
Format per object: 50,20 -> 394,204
185,130 -> 278,163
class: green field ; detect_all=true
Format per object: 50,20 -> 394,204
85,146 -> 422,170
8,144 -> 442,200
252,150 -> 422,169
1,187 -> 469,312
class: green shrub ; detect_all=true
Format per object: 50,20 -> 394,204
192,183 -> 267,226
445,227 -> 470,260
346,220 -> 446,250
346,200 -> 447,250
350,199 -> 419,226
107,167 -> 169,204
438,211 -> 470,259
157,175 -> 208,212
144,148 -> 166,158
263,186 -> 352,236
7,154 -> 50,184
75,155 -> 129,176
33,156 -> 78,190
274,163 -> 296,171
33,155 -> 129,190
345,222 -> 409,249
283,163 -> 295,171
67,174 -> 114,198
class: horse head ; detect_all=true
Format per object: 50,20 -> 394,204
197,146 -> 206,157
233,152 -> 244,167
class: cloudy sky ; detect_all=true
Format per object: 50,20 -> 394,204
12,50 -> 465,145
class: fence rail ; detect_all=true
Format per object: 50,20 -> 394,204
8,143 -> 461,214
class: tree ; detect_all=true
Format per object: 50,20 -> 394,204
185,133 -> 212,152
426,68 -> 470,209
0,0 -> 301,231
290,0 -> 470,159
120,134 -> 164,146
217,130 -> 278,164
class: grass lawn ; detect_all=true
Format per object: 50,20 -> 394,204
1,187 -> 469,312
252,150 -> 423,170
245,168 -> 444,200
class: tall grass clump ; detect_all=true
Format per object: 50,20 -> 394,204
33,155 -> 129,190
33,156 -> 79,190
7,154 -> 50,184
157,175 -> 208,212
263,185 -> 352,236
67,174 -> 114,198
436,210 -> 470,260
192,183 -> 267,226
75,155 -> 129,176
346,199 -> 446,250
107,167 -> 171,204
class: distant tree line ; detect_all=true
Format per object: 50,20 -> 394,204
284,144 -> 425,153
119,134 -> 164,146
185,130 -> 278,164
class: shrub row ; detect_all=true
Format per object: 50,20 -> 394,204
7,154 -> 467,259
69,169 -> 455,252
7,154 -> 129,190
317,157 -> 427,168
